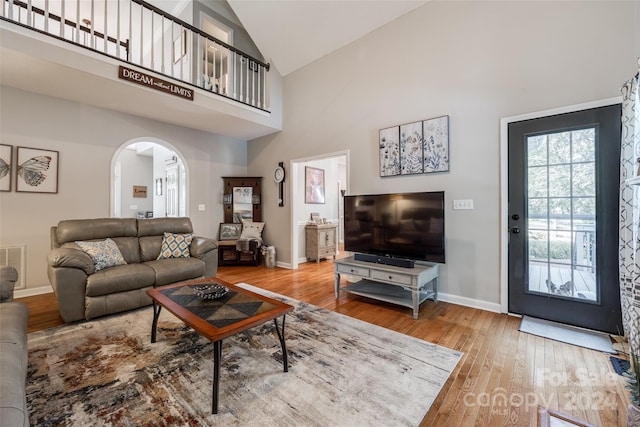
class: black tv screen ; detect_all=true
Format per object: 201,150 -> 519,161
344,191 -> 445,263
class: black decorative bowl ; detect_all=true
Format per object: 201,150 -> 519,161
192,283 -> 229,300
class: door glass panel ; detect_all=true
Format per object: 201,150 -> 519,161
525,129 -> 597,302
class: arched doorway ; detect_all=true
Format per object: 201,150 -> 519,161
110,138 -> 188,218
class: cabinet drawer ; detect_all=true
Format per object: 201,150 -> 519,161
370,270 -> 412,286
337,264 -> 370,277
319,247 -> 336,256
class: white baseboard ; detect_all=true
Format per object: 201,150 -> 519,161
437,292 -> 501,313
15,285 -> 53,299
276,261 -> 292,269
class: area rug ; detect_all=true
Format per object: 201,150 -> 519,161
26,283 -> 462,426
519,315 -> 616,353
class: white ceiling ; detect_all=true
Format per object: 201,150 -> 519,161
227,0 -> 429,76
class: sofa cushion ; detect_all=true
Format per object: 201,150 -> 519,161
76,238 -> 127,272
85,264 -> 156,297
137,217 -> 193,237
55,218 -> 137,246
144,258 -> 205,287
139,236 -> 162,262
157,232 -> 193,259
111,237 -> 141,264
0,302 -> 28,348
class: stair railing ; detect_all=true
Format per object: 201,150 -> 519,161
1,0 -> 270,111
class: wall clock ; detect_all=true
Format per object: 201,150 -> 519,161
274,162 -> 285,206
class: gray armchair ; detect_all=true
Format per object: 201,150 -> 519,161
0,266 -> 18,302
0,266 -> 30,427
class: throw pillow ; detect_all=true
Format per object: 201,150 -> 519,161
75,238 -> 127,272
240,220 -> 265,240
157,232 -> 193,259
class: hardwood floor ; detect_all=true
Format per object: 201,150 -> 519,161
19,260 -> 630,426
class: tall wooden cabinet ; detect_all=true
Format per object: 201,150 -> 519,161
222,177 -> 262,223
305,223 -> 337,263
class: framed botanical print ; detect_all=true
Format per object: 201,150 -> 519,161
16,146 -> 59,193
400,120 -> 424,175
423,115 -> 450,173
379,126 -> 400,177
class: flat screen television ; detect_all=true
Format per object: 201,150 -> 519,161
343,191 -> 445,264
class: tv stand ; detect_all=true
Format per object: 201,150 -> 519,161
334,255 -> 439,319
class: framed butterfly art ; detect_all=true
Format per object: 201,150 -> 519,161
16,146 -> 59,193
0,144 -> 11,192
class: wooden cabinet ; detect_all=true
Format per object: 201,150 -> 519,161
305,224 -> 337,263
222,177 -> 262,224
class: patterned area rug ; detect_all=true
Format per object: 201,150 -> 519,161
26,283 -> 462,426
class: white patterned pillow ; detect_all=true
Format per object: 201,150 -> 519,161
76,238 -> 127,272
240,220 -> 265,240
157,232 -> 193,259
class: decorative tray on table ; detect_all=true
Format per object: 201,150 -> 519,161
192,283 -> 229,300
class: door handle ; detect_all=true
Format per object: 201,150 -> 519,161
511,227 -> 520,234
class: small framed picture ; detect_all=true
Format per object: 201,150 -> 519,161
16,146 -> 59,193
219,222 -> 242,240
0,144 -> 12,192
305,166 -> 325,204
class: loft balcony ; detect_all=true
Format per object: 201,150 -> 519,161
0,0 -> 282,139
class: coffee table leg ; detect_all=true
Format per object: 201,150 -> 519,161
273,315 -> 288,372
212,340 -> 222,414
151,302 -> 162,343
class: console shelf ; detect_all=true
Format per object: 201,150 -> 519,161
334,255 -> 439,319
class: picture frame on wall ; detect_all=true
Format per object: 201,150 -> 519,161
423,115 -> 450,173
219,222 -> 242,240
15,146 -> 59,193
0,144 -> 12,192
399,120 -> 424,175
305,166 -> 325,204
379,126 -> 400,177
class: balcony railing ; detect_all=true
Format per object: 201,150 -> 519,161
1,0 -> 270,111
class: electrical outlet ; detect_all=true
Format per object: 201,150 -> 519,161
453,199 -> 474,210
130,205 -> 138,210
198,204 -> 206,211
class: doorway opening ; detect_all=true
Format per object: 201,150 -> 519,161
111,138 -> 188,219
290,151 -> 349,269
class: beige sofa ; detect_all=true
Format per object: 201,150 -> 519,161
47,217 -> 217,322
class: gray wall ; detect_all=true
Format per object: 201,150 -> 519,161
0,86 -> 248,292
119,148 -> 154,218
247,1 -> 640,309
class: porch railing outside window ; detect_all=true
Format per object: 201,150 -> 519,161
1,0 -> 270,111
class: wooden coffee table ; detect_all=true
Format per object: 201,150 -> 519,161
147,278 -> 294,414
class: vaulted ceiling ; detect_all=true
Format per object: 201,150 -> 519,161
227,0 -> 429,76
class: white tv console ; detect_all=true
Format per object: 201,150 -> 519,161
334,255 -> 439,319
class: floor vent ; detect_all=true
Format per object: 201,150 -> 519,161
0,245 -> 26,290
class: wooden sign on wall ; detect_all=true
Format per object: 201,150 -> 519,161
118,66 -> 194,101
133,186 -> 147,198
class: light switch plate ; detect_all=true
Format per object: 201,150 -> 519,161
453,199 -> 474,210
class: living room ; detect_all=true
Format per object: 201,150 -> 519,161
1,0 -> 640,426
